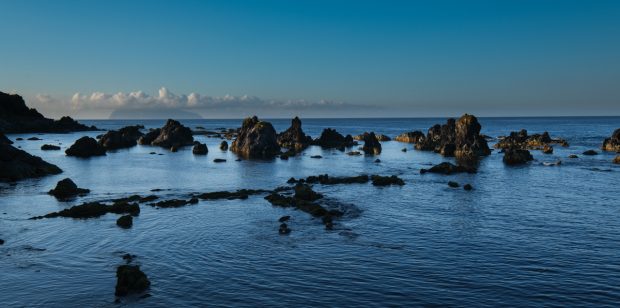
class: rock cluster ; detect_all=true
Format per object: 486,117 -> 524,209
277,117 -> 312,152
394,131 -> 425,143
311,128 -> 355,149
31,201 -> 139,219
230,116 -> 281,158
65,136 -> 106,157
99,125 -> 144,150
138,119 -> 194,150
0,142 -> 62,181
48,178 -> 90,199
420,162 -> 477,175
602,129 -> 620,152
495,130 -> 569,151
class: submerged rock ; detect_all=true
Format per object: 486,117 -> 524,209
41,144 -> 60,151
278,215 -> 290,222
448,181 -> 459,188
27,136 -> 42,141
420,162 -> 477,175
277,117 -> 312,152
311,128 -> 355,149
65,136 -> 106,157
213,158 -> 226,163
371,175 -> 404,186
568,154 -> 579,158
32,201 -> 139,219
278,223 -> 291,235
503,149 -> 534,165
602,129 -> 620,152
116,215 -> 133,229
48,178 -> 90,199
99,125 -> 144,150
192,143 -> 208,155
197,189 -> 266,200
583,150 -> 598,156
395,131 -> 425,143
115,265 -> 150,296
361,132 -> 382,155
463,184 -> 473,191
0,143 -> 62,182
294,184 -> 323,201
230,116 -> 280,158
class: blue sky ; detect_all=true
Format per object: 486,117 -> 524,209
1,0 -> 619,118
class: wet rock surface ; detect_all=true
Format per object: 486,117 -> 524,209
420,162 -> 477,175
495,130 -> 569,151
192,143 -> 208,155
99,125 -> 144,150
65,136 -> 106,157
371,175 -> 405,186
0,142 -> 62,182
115,265 -> 150,296
602,128 -> 620,152
277,117 -> 312,152
503,149 -> 534,165
230,116 -> 280,158
48,178 -> 90,199
395,131 -> 425,143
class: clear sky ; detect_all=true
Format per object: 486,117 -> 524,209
1,0 -> 619,118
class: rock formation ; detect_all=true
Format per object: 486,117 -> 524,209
115,265 -> 150,296
192,143 -> 208,155
220,140 -> 228,151
98,125 -> 144,150
230,116 -> 280,158
394,131 -> 424,143
0,142 -> 62,181
602,129 -> 620,152
420,162 -> 477,175
48,178 -> 90,199
41,144 -> 60,150
276,117 -> 312,152
503,149 -> 534,165
311,128 -> 355,149
361,132 -> 382,155
495,130 -> 569,151
65,136 -> 106,157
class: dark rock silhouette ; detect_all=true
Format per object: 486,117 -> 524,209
613,155 -> 620,164
448,181 -> 459,188
602,129 -> 620,152
361,132 -> 382,155
192,143 -> 208,155
146,119 -> 194,149
583,150 -> 598,156
279,223 -> 291,235
115,265 -> 150,296
371,175 -> 404,186
220,140 -> 228,151
116,215 -> 133,229
395,131 -> 424,143
0,91 -> 98,133
0,132 -> 12,144
99,125 -> 144,150
420,162 -> 477,175
277,116 -> 312,152
48,178 -> 90,199
230,116 -> 280,158
41,144 -> 60,150
542,144 -> 553,154
294,184 -> 323,201
66,136 -> 106,157
503,149 -> 534,165
495,130 -> 568,151
463,184 -> 473,191
0,142 -> 62,181
31,201 -> 140,219
311,128 -> 355,149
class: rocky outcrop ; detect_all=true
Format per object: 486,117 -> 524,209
503,149 -> 534,165
355,133 -> 391,141
394,131 -> 424,143
420,162 -> 477,175
144,119 -> 194,149
0,132 -> 12,144
138,129 -> 160,145
613,155 -> 620,164
0,91 -> 98,133
602,129 -> 620,152
371,175 -> 404,186
31,201 -> 140,219
495,130 -> 569,151
220,140 -> 228,151
48,178 -> 90,199
277,117 -> 312,151
41,144 -> 60,150
98,125 -> 144,150
116,215 -> 133,229
115,265 -> 150,296
362,132 -> 382,155
0,143 -> 62,181
230,116 -> 280,158
415,114 -> 491,162
65,136 -> 106,157
192,143 -> 208,155
311,128 -> 355,149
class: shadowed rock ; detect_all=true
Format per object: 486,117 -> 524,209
66,136 -> 106,157
495,130 -> 569,151
371,175 -> 404,186
41,144 -> 60,150
294,184 -> 323,201
48,178 -> 90,199
115,265 -> 150,296
503,149 -> 534,165
311,128 -> 355,149
395,131 -> 424,143
220,140 -> 228,151
99,125 -> 144,150
116,215 -> 133,229
613,156 -> 620,164
362,132 -> 382,155
277,117 -> 312,152
0,132 -> 13,145
583,150 -> 598,156
0,143 -> 62,182
230,116 -> 280,158
602,129 -> 620,152
197,189 -> 267,200
31,201 -> 139,219
420,162 -> 477,175
192,143 -> 208,155
148,119 -> 194,149
355,133 -> 391,141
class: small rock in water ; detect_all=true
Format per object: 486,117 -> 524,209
347,151 -> 362,156
41,144 -> 61,151
613,155 -> 620,164
463,184 -> 473,191
542,144 -> 553,154
220,140 -> 228,151
568,154 -> 579,158
278,215 -> 290,222
371,175 -> 405,186
279,223 -> 291,235
122,253 -> 136,263
582,150 -> 598,155
116,215 -> 133,229
27,137 -> 42,141
213,158 -> 226,163
374,159 -> 381,163
192,143 -> 208,155
401,148 -> 407,152
0,239 -> 4,245
448,181 -> 459,188
115,265 -> 150,296
310,155 -> 322,159
48,178 -> 90,199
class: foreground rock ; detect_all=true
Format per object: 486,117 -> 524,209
116,215 -> 133,229
230,116 -> 280,158
99,125 -> 144,150
66,136 -> 106,157
277,117 -> 312,152
192,143 -> 208,155
361,132 -> 382,155
0,132 -> 12,144
0,143 -> 62,182
395,131 -> 424,143
0,91 -> 98,133
311,128 -> 355,149
420,162 -> 477,175
602,129 -> 620,152
138,119 -> 194,150
48,178 -> 90,199
41,144 -> 60,150
503,149 -> 534,165
115,265 -> 150,296
495,130 -> 569,151
31,201 -> 139,219
415,114 -> 491,163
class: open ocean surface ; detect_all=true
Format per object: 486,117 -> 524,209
1,117 -> 619,307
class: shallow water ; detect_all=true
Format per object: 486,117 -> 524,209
1,117 -> 619,307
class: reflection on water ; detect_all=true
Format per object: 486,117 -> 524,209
1,117 -> 619,307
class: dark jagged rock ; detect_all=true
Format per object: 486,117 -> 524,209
31,201 -> 139,219
463,184 -> 473,191
116,215 -> 133,229
311,128 -> 355,149
420,162 -> 477,175
113,195 -> 158,204
0,143 -> 62,182
305,174 -> 370,185
230,116 -> 280,158
48,178 -> 90,199
294,184 -> 323,201
145,119 -> 194,149
41,144 -> 60,150
415,114 -> 490,163
264,193 -> 294,207
277,117 -> 312,152
65,136 -> 106,157
197,189 -> 266,200
602,129 -> 620,152
395,131 -> 425,143
192,143 -> 208,155
138,129 -> 161,145
99,125 -> 144,150
220,140 -> 228,151
542,144 -> 553,154
0,132 -> 13,145
355,133 -> 391,141
448,181 -> 459,188
583,150 -> 598,156
362,132 -> 382,155
371,175 -> 404,186
115,265 -> 150,296
503,149 -> 534,165
495,130 -> 569,151
0,91 -> 98,133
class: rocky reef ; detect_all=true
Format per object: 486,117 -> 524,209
66,136 -> 106,157
277,117 -> 312,152
311,128 -> 355,149
99,125 -> 144,150
230,116 -> 280,158
495,130 -> 568,151
0,141 -> 62,181
602,129 -> 620,152
138,119 -> 194,150
394,131 -> 424,143
0,91 -> 97,133
420,162 -> 477,175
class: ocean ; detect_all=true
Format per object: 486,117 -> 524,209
1,117 -> 619,307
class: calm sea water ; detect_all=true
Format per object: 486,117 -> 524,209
1,117 -> 619,307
